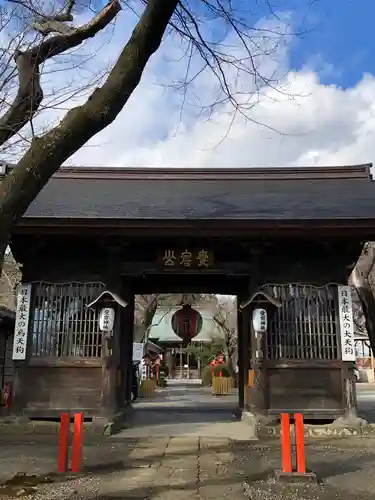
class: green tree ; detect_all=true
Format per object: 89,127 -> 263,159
186,336 -> 225,368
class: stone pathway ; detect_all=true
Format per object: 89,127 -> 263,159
134,384 -> 238,410
2,384 -> 375,499
5,435 -> 375,500
115,407 -> 253,440
65,436 -> 247,500
114,384 -> 253,439
115,414 -> 254,440
0,436 -> 246,499
0,384 -> 251,499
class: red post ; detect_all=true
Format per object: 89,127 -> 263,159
71,413 -> 84,473
219,371 -> 222,378
58,413 -> 70,473
280,413 -> 292,473
156,365 -> 159,383
294,413 -> 306,474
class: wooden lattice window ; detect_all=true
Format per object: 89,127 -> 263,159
262,284 -> 339,360
30,282 -> 105,358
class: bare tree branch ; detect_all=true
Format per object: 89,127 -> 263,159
0,0 -> 121,147
0,0 -> 178,235
0,0 -> 320,272
211,295 -> 237,374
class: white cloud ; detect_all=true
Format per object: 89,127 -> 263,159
5,6 -> 375,169
69,15 -> 375,169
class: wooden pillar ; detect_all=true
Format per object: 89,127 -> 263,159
124,294 -> 134,405
117,305 -> 127,409
12,361 -> 30,415
100,246 -> 122,419
118,311 -> 126,409
248,316 -> 268,416
238,291 -> 251,410
342,363 -> 357,420
242,307 -> 250,410
240,293 -> 273,418
237,299 -> 244,409
101,339 -> 117,418
117,279 -> 134,408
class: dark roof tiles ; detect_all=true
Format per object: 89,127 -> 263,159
0,164 -> 373,221
23,174 -> 375,220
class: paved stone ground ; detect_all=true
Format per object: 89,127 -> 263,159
2,434 -> 375,499
134,384 -> 238,411
1,384 -> 375,499
357,382 -> 375,423
116,385 -> 251,439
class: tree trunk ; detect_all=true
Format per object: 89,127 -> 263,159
0,0 -> 178,244
0,0 -> 121,147
142,295 -> 159,331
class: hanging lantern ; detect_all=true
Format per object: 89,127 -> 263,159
252,308 -> 267,333
99,307 -> 115,334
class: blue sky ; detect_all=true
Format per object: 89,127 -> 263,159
88,0 -> 373,92
289,0 -> 373,88
4,0 -> 375,168
69,0 -> 375,166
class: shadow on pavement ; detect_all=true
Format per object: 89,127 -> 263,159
125,407 -> 237,430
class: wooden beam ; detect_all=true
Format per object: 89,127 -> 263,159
28,358 -> 101,367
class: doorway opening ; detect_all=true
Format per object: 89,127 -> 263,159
134,293 -> 238,385
118,291 -> 243,438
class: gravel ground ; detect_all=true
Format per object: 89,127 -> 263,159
2,382 -> 375,500
0,436 -> 245,500
232,437 -> 375,500
2,436 -> 375,500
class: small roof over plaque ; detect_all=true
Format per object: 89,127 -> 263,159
86,290 -> 128,309
239,291 -> 282,311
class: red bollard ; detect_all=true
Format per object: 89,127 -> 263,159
71,413 -> 84,473
219,371 -> 222,378
280,413 -> 292,473
294,413 -> 306,474
57,413 -> 70,473
276,412 -> 316,483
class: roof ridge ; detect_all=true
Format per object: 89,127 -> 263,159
47,163 -> 372,181
1,164 -> 372,181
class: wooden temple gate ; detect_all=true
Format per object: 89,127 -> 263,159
4,163 -> 375,424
